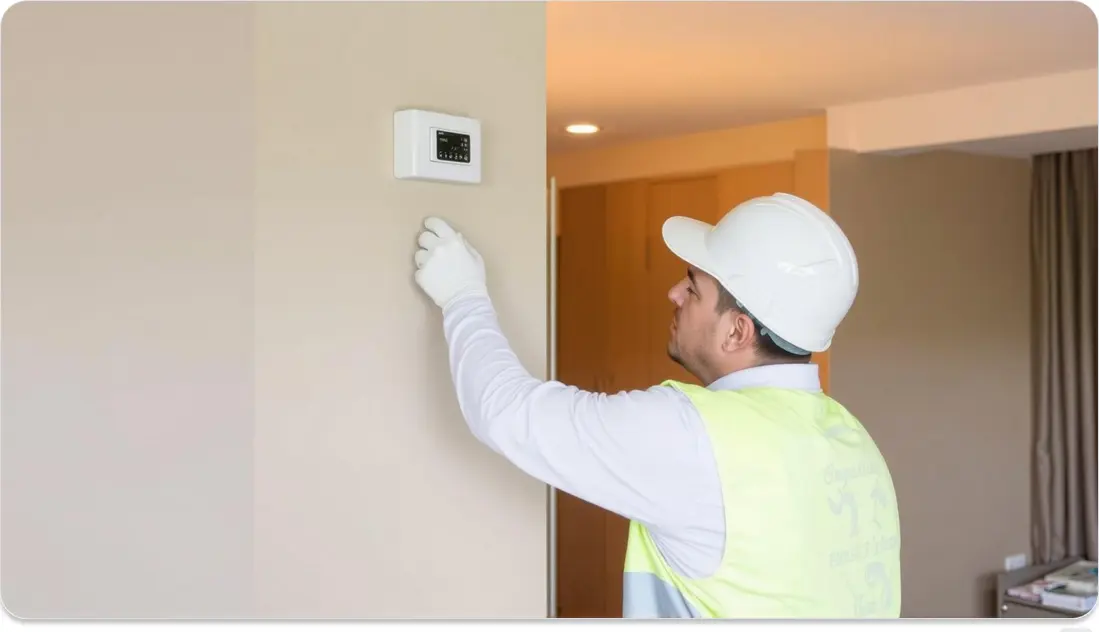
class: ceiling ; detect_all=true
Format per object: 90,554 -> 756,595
547,1 -> 1097,152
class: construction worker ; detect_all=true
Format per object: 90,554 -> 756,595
412,192 -> 901,619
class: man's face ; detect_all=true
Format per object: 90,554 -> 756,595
666,267 -> 727,376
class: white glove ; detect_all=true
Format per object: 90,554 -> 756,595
413,217 -> 488,310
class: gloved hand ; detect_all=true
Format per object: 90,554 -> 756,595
414,217 -> 488,310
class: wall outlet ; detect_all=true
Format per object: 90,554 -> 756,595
1005,553 -> 1028,571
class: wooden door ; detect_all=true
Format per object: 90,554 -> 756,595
554,180 -> 652,618
604,181 -> 651,395
645,176 -> 719,386
595,181 -> 650,615
554,185 -> 611,618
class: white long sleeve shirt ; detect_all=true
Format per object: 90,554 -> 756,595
442,294 -> 822,579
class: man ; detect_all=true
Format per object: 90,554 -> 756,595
413,192 -> 901,619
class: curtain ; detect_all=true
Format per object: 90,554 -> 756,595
1031,147 -> 1098,564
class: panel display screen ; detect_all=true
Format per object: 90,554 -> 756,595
434,129 -> 471,164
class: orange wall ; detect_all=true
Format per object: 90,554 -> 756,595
549,115 -> 827,188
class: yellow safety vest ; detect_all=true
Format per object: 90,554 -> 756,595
623,380 -> 902,618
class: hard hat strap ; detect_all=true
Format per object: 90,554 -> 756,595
734,299 -> 811,356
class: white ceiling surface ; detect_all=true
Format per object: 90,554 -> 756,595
547,1 -> 1098,152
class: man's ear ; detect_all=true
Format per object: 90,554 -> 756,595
722,312 -> 755,353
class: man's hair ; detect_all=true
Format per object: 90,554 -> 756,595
714,283 -> 811,363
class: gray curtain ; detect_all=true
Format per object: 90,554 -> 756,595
1031,147 -> 1098,564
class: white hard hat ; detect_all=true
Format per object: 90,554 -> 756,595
662,192 -> 858,354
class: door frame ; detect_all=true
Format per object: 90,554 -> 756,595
546,176 -> 559,618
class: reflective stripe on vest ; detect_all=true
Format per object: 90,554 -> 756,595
622,380 -> 902,618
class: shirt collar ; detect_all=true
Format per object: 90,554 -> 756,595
707,363 -> 821,392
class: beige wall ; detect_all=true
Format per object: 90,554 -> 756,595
548,115 -> 826,188
829,149 -> 1033,617
251,2 -> 547,617
1,2 -> 256,617
2,1 -> 548,618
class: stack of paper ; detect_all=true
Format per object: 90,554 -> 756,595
1007,579 -> 1061,602
1040,585 -> 1096,612
1044,560 -> 1098,594
1032,560 -> 1099,613
1004,561 -> 1098,613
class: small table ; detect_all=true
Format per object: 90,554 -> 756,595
995,557 -> 1088,618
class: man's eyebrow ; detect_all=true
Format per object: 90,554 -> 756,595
687,268 -> 697,288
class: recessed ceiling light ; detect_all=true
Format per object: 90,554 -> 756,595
565,123 -> 600,135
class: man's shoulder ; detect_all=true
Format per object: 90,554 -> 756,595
657,379 -> 707,395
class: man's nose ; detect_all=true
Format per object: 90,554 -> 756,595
668,281 -> 686,306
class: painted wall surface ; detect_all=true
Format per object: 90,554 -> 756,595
1,2 -> 257,617
3,1 -> 548,618
252,2 -> 548,617
829,149 -> 1033,618
828,69 -> 1097,154
549,115 -> 827,188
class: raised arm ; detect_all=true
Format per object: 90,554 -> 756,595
413,218 -> 716,531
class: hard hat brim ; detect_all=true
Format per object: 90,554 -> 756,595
661,216 -> 725,287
